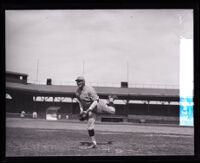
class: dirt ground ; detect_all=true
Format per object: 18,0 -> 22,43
5,118 -> 194,157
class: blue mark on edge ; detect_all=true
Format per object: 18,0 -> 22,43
179,97 -> 193,126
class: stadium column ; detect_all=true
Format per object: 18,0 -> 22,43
53,96 -> 55,105
126,98 -> 130,117
71,97 -> 74,114
167,101 -> 170,116
147,100 -> 150,114
33,96 -> 37,113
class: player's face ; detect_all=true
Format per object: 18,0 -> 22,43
76,80 -> 85,89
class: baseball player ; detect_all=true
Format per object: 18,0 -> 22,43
75,76 -> 116,148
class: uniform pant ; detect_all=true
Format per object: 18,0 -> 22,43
96,99 -> 115,114
87,99 -> 115,130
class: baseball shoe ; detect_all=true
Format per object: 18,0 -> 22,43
87,143 -> 97,149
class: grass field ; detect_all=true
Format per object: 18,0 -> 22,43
6,118 -> 194,156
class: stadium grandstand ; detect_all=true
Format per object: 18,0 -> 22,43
6,71 -> 180,124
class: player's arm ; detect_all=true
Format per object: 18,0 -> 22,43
79,103 -> 84,113
85,100 -> 98,114
76,98 -> 84,113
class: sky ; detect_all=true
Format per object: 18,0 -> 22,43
5,9 -> 193,88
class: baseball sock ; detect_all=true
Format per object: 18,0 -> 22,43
91,136 -> 97,146
88,129 -> 97,146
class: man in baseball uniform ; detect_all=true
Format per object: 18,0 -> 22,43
75,76 -> 116,148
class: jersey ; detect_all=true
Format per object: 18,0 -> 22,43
75,85 -> 99,110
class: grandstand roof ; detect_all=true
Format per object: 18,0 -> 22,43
6,71 -> 28,76
6,82 -> 179,101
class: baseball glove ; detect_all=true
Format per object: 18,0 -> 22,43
79,111 -> 88,121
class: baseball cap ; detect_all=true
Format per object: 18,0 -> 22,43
75,76 -> 85,81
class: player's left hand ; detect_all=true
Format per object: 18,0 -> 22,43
79,111 -> 88,121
